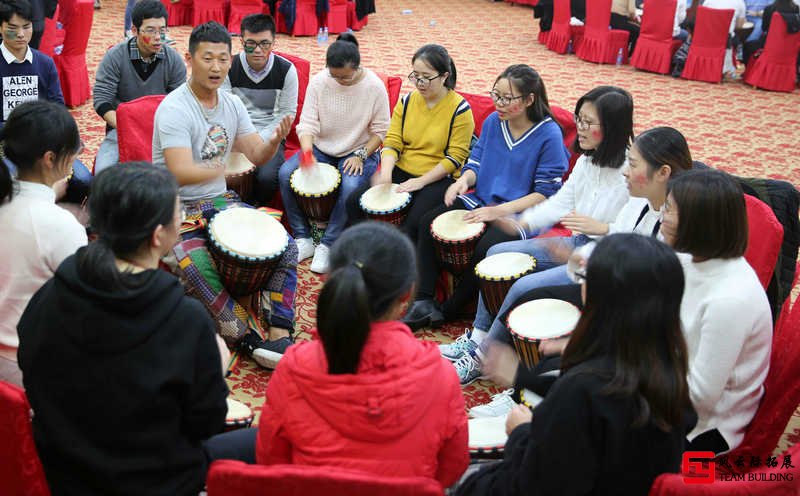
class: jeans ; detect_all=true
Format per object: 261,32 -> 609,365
278,147 -> 378,247
202,427 -> 257,465
746,16 -> 763,43
253,138 -> 285,206
124,0 -> 137,33
674,28 -> 689,42
94,129 -> 119,175
471,235 -> 589,338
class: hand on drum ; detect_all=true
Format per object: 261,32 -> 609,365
559,212 -> 608,236
444,180 -> 469,206
342,156 -> 364,176
397,177 -> 425,193
464,206 -> 505,223
483,341 -> 520,388
539,336 -> 569,357
506,404 -> 533,435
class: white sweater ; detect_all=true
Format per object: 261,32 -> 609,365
519,154 -> 629,237
679,254 -> 772,452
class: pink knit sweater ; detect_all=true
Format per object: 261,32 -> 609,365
295,68 -> 390,157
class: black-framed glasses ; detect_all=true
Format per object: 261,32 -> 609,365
574,114 -> 601,130
242,39 -> 274,53
573,268 -> 587,284
488,91 -> 527,107
408,72 -> 443,87
141,27 -> 169,37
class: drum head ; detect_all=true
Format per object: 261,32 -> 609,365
475,252 -> 536,280
225,152 -> 256,175
468,416 -> 508,451
508,298 -> 581,341
226,398 -> 253,421
359,183 -> 411,213
290,162 -> 341,196
209,208 -> 288,259
431,209 -> 485,241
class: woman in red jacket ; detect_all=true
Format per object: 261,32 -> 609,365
256,221 -> 469,487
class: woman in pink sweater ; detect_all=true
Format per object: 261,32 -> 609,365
277,33 -> 390,274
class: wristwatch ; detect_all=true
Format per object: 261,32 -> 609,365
353,147 -> 369,162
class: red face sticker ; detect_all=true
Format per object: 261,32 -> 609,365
634,174 -> 648,187
142,35 -> 152,44
591,128 -> 603,140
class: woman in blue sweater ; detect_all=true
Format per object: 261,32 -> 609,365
404,65 -> 569,330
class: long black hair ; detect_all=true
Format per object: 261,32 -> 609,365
77,163 -> 178,291
494,64 -> 555,125
0,100 -> 81,204
412,44 -> 457,90
573,85 -> 634,169
561,233 -> 691,432
317,222 -> 416,374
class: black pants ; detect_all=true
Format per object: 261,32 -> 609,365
416,199 -> 521,319
610,13 -> 640,55
346,167 -> 453,244
202,427 -> 257,465
254,141 -> 285,206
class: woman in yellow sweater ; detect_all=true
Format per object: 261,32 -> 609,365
346,44 -> 475,242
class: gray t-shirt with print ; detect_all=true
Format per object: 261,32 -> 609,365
152,83 -> 257,201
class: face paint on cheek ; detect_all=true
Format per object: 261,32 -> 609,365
142,35 -> 152,44
634,174 -> 648,187
160,32 -> 166,43
506,102 -> 523,113
5,30 -> 19,40
591,128 -> 603,140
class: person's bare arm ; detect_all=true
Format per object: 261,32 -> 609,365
163,147 -> 224,186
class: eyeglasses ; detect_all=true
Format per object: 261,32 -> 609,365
242,39 -> 273,53
574,115 -> 601,130
328,67 -> 361,82
488,91 -> 527,107
408,72 -> 443,88
140,27 -> 168,37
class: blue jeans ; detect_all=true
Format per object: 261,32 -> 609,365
124,0 -> 137,33
278,147 -> 378,247
94,129 -> 119,175
746,16 -> 763,43
471,235 -> 589,340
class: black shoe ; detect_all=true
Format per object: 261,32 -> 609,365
402,299 -> 445,331
238,331 -> 293,369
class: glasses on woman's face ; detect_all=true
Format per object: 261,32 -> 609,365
488,91 -> 526,107
408,72 -> 442,88
242,39 -> 273,53
574,114 -> 601,131
328,67 -> 361,82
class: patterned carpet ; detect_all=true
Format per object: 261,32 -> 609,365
78,0 -> 799,454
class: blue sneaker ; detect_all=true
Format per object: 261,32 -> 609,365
439,329 -> 479,361
453,351 -> 486,386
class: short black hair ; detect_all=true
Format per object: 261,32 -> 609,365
573,86 -> 634,169
131,0 -> 168,29
633,127 -> 693,179
240,13 -> 275,37
188,21 -> 231,55
0,0 -> 33,24
669,169 -> 748,259
326,33 -> 359,68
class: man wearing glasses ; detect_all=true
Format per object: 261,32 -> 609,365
222,14 -> 298,205
92,0 -> 186,174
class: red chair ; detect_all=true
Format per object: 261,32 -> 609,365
207,460 -> 443,496
457,92 -> 495,136
0,381 -> 51,496
275,0 -> 319,36
649,442 -> 800,495
116,94 -> 166,164
680,6 -> 733,83
376,73 -> 402,113
38,15 -> 65,58
631,0 -> 684,74
227,0 -> 264,34
347,0 -> 368,31
325,0 -> 349,33
193,0 -> 228,26
743,194 -> 784,290
744,13 -> 800,93
273,51 -> 310,158
546,0 -> 583,54
575,0 -> 629,65
54,0 -> 93,107
161,0 -> 193,26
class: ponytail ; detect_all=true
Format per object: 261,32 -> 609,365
76,240 -> 130,292
317,264 -> 371,374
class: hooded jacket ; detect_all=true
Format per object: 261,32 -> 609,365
17,252 -> 228,496
256,320 -> 469,487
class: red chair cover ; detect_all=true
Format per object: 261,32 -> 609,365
275,0 -> 319,36
161,0 -> 194,26
38,16 -> 65,58
193,0 -> 229,26
325,0 -> 348,33
546,0 -> 573,54
54,0 -> 93,107
681,6 -> 733,83
227,0 -> 264,33
743,194 -> 784,290
347,0 -> 367,31
116,94 -> 166,164
631,0 -> 683,74
575,0 -> 629,64
457,91 -> 494,137
273,51 -> 309,158
0,381 -> 51,496
744,13 -> 800,93
207,460 -> 443,496
649,442 -> 800,495
387,76 -> 402,112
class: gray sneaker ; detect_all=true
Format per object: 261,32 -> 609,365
439,329 -> 479,361
453,352 -> 486,386
239,332 -> 293,369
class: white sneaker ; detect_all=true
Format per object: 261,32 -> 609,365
296,238 -> 315,262
310,244 -> 330,273
468,389 -> 515,418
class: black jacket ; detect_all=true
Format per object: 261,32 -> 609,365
18,251 -> 228,496
457,359 -> 696,496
